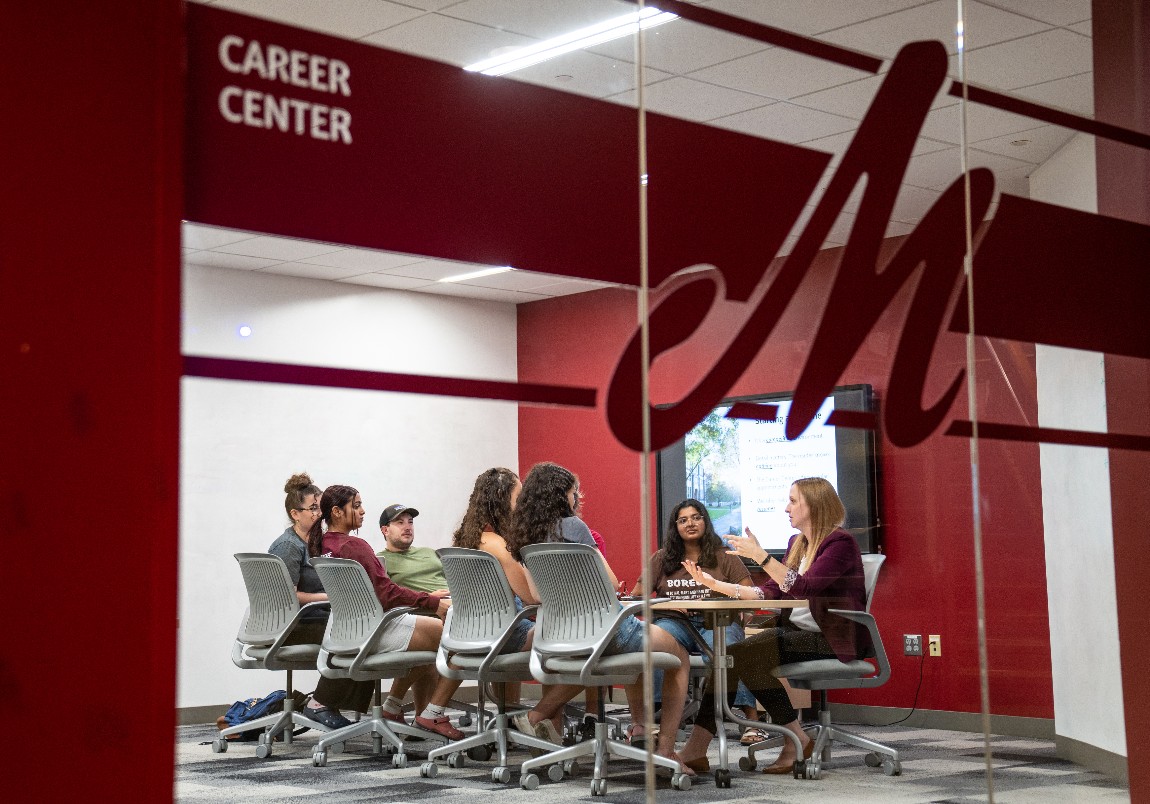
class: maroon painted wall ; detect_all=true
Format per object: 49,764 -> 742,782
0,2 -> 182,799
518,241 -> 1052,718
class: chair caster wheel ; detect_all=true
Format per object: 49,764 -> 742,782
521,772 -> 540,790
211,739 -> 228,754
883,759 -> 902,776
547,763 -> 565,782
670,773 -> 691,791
392,753 -> 407,768
330,742 -> 345,755
492,766 -> 511,783
793,759 -> 805,779
714,769 -> 731,789
805,760 -> 821,779
420,761 -> 438,778
562,759 -> 578,777
457,714 -> 472,728
591,778 -> 608,796
467,745 -> 491,762
865,752 -> 882,767
255,742 -> 272,759
312,751 -> 327,767
738,756 -> 756,771
447,752 -> 466,769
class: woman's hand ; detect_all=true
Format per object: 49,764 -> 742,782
726,527 -> 768,565
682,559 -> 716,591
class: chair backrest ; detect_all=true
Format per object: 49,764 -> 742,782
861,552 -> 885,613
233,552 -> 300,646
311,557 -> 386,654
436,547 -> 521,653
520,542 -> 618,655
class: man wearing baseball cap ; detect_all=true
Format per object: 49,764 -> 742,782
377,504 -> 449,595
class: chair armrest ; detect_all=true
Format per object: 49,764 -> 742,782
826,608 -> 891,686
476,605 -> 539,676
263,600 -> 331,660
574,601 -> 672,686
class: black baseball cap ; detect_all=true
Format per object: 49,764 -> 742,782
380,504 -> 419,527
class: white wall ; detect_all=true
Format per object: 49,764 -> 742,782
1030,134 -> 1125,755
179,265 -> 520,708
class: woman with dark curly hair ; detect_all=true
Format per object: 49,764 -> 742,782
507,462 -> 696,776
640,499 -> 763,751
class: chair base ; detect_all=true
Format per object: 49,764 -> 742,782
745,710 -> 899,776
215,699 -> 329,753
519,721 -> 691,793
311,704 -> 433,766
426,711 -> 558,769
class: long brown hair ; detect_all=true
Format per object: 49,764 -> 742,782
453,467 -> 519,549
661,499 -> 723,576
307,484 -> 359,557
782,477 -> 846,570
506,462 -> 578,561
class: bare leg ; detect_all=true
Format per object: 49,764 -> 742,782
764,719 -> 811,770
648,626 -> 690,766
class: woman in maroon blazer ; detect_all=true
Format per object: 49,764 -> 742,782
677,477 -> 870,775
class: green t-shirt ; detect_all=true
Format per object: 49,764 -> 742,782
377,546 -> 447,593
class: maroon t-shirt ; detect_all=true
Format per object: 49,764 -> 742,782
320,531 -> 441,613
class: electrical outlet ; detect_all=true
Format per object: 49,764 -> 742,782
903,634 -> 922,656
928,634 -> 941,656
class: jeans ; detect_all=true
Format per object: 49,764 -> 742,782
649,613 -> 756,708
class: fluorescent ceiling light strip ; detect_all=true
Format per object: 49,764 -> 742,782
438,266 -> 516,283
464,8 -> 678,77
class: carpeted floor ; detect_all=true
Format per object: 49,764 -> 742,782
177,717 -> 1129,803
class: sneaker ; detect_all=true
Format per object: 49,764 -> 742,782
534,718 -> 563,745
301,705 -> 352,731
414,715 -> 464,741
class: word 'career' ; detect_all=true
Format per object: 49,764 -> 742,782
217,35 -> 352,144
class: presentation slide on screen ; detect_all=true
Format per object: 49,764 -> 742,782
685,397 -> 838,552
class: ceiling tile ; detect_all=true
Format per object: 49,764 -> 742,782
1011,71 -> 1094,117
690,46 -> 870,100
920,100 -> 1037,144
298,247 -> 427,272
382,258 -> 491,281
211,0 -> 425,40
215,235 -> 346,261
704,0 -> 932,38
528,278 -> 621,296
455,269 -> 576,292
607,76 -> 772,122
588,17 -> 766,74
338,272 -> 433,290
712,101 -> 858,144
970,123 -> 1076,162
443,0 -> 635,40
363,12 -> 532,66
955,28 -> 1092,90
975,0 -> 1091,27
891,184 -> 942,223
182,222 -> 257,250
817,0 -> 1051,60
1068,19 -> 1091,36
184,251 -> 283,271
418,282 -> 550,304
505,50 -> 671,99
903,144 -> 1033,190
263,261 -> 373,280
790,72 -> 957,120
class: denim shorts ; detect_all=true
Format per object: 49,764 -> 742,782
500,618 -> 533,654
604,614 -> 645,655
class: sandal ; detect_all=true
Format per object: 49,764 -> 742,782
740,726 -> 769,745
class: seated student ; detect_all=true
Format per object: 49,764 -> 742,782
677,478 -> 870,775
451,467 -> 533,706
640,499 -> 765,748
504,462 -> 696,776
307,484 -> 464,740
376,504 -> 450,595
268,473 -> 374,729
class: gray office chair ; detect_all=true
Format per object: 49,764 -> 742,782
211,552 -> 335,758
308,556 -> 440,768
418,548 -> 557,783
519,542 -> 692,796
756,552 -> 900,778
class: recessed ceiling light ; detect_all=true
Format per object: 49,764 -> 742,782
439,266 -> 516,283
238,325 -> 253,337
556,74 -> 574,82
463,7 -> 677,77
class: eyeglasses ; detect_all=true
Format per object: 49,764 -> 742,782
294,505 -> 321,513
676,514 -> 705,526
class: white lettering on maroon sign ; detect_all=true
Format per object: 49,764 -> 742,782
216,35 -> 352,144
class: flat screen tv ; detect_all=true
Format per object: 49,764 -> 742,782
656,384 -> 881,557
